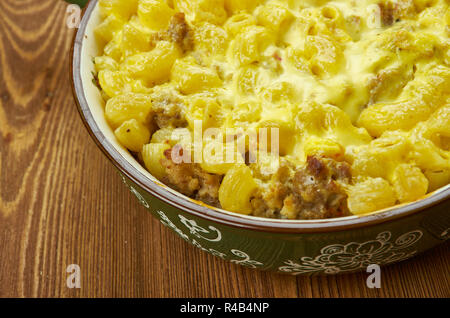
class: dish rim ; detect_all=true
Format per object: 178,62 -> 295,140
70,0 -> 450,234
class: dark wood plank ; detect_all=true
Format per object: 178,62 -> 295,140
0,0 -> 448,298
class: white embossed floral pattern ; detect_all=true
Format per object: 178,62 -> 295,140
278,231 -> 423,275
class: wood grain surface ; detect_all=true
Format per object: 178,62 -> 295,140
0,0 -> 449,298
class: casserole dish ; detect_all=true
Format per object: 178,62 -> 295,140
71,0 -> 450,274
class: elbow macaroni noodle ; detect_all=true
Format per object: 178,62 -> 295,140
94,0 -> 450,218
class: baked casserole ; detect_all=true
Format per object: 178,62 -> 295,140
92,0 -> 450,220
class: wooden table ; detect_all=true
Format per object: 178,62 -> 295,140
0,0 -> 448,298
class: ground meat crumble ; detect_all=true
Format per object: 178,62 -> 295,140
291,156 -> 352,219
151,87 -> 187,128
157,13 -> 194,53
251,156 -> 352,220
160,148 -> 222,207
160,148 -> 352,219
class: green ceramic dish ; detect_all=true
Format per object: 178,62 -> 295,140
71,0 -> 450,275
